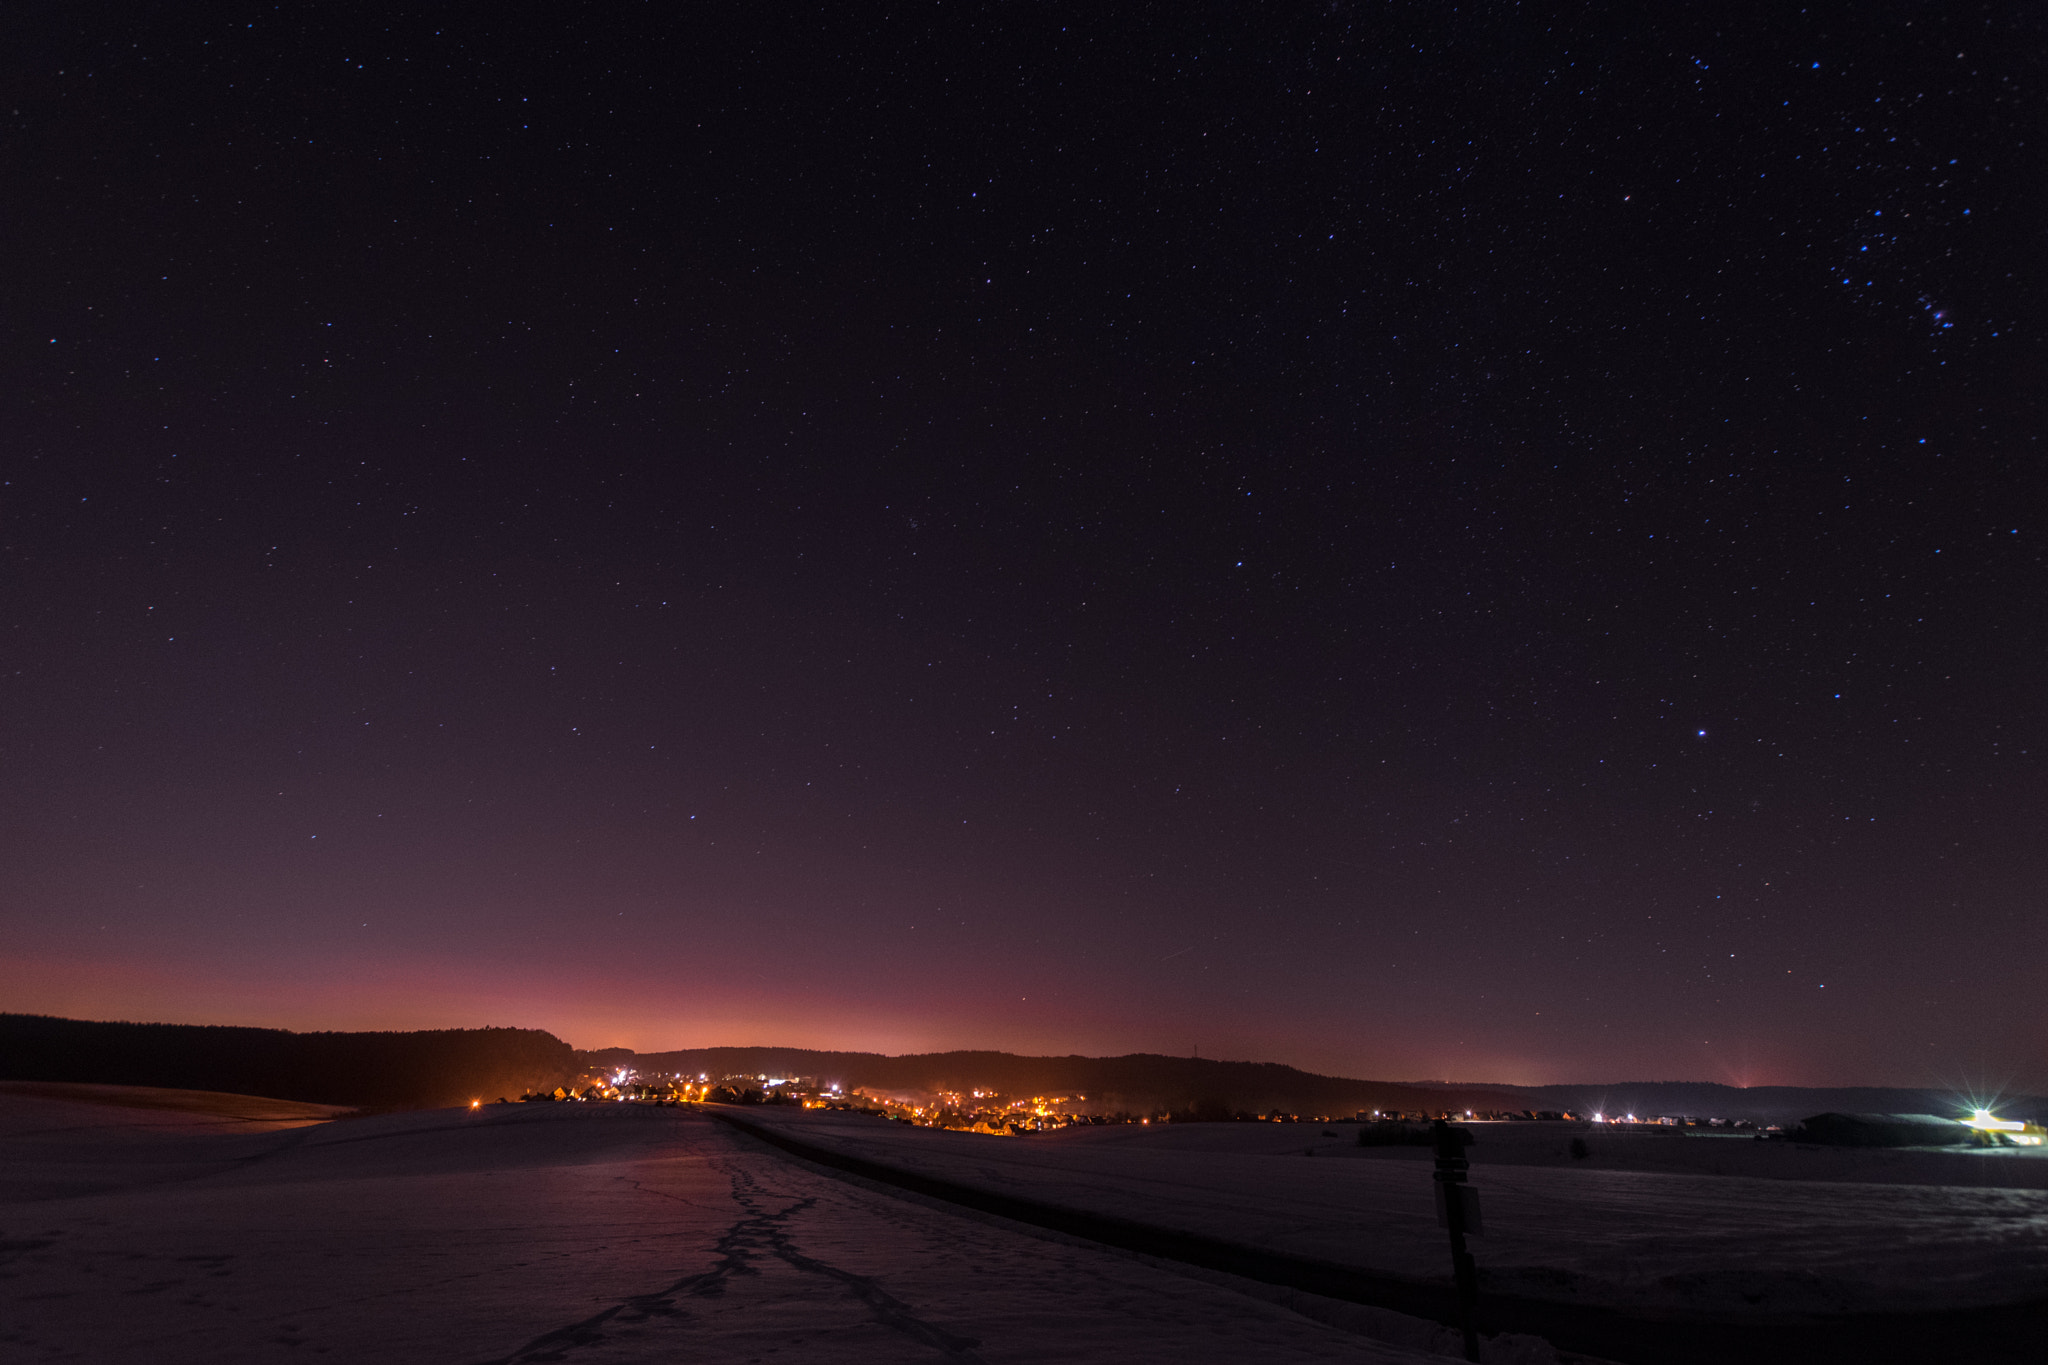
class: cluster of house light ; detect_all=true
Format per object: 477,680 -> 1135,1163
490,1083 -> 2044,1147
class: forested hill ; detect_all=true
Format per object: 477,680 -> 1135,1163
0,1014 -> 575,1110
589,1045 -> 1534,1117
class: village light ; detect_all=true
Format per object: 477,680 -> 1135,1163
1966,1109 -> 2044,1144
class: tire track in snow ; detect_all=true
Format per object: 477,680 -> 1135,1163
474,1152 -> 985,1364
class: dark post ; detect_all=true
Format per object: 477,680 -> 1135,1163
1431,1119 -> 1481,1362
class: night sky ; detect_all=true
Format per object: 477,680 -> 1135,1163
5,3 -> 2043,1088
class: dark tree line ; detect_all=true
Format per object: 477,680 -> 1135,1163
0,1014 -> 575,1110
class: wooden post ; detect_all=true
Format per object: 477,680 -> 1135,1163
1431,1119 -> 1481,1361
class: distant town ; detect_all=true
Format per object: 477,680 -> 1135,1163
514,1068 -> 1799,1135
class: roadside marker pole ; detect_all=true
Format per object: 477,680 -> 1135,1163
1431,1119 -> 1482,1362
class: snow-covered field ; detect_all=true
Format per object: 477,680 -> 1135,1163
6,1085 -> 2047,1364
736,1107 -> 2048,1319
0,1087 -> 1535,1364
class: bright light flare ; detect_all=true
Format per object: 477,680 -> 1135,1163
1965,1108 -> 2045,1145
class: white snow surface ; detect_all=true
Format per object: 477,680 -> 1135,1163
733,1108 -> 2048,1319
1,1091 -> 1548,1364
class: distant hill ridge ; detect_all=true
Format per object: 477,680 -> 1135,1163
8,1015 -> 2033,1121
0,1013 -> 574,1111
589,1046 -> 2047,1122
583,1045 -> 1536,1116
